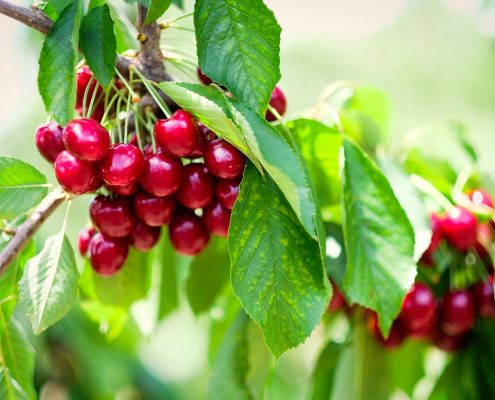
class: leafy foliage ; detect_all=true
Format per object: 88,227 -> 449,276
310,341 -> 344,400
145,0 -> 172,24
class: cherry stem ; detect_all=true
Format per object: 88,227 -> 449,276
82,75 -> 95,118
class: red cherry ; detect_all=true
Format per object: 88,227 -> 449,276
130,221 -> 161,251
439,290 -> 475,335
440,207 -> 477,251
169,213 -> 210,256
176,163 -> 215,209
266,86 -> 287,122
139,153 -> 184,197
473,276 -> 495,318
89,233 -> 128,276
63,118 -> 110,161
133,191 -> 175,226
197,67 -> 213,85
468,189 -> 494,208
421,213 -> 443,266
105,181 -> 139,197
54,151 -> 102,195
434,330 -> 467,352
216,178 -> 241,210
90,196 -> 136,238
76,66 -> 103,107
77,227 -> 96,257
154,110 -> 199,157
203,200 -> 231,237
367,313 -> 405,349
204,139 -> 246,179
327,282 -> 347,312
399,283 -> 436,337
187,123 -> 218,159
100,144 -> 144,186
35,122 -> 65,163
76,102 -> 104,123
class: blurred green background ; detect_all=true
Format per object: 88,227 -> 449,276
1,0 -> 495,398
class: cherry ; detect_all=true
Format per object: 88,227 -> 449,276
440,207 -> 477,251
216,178 -> 241,210
143,143 -> 163,156
35,122 -> 65,163
90,196 -> 136,238
76,66 -> 103,107
197,67 -> 213,85
399,283 -> 436,337
89,233 -> 128,276
367,313 -> 405,349
77,227 -> 96,257
474,223 -> 492,261
154,110 -> 199,157
75,102 -> 104,123
203,200 -> 231,237
105,181 -> 138,197
133,191 -> 175,226
204,139 -> 246,179
421,213 -> 443,266
468,189 -> 494,208
169,213 -> 210,256
176,163 -> 215,209
63,118 -> 110,161
130,221 -> 161,251
265,86 -> 287,122
433,330 -> 467,352
139,153 -> 184,197
188,123 -> 217,159
327,282 -> 346,312
439,290 -> 475,336
473,276 -> 495,318
54,151 -> 102,194
100,144 -> 144,186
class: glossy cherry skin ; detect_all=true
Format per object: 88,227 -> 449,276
266,86 -> 287,122
89,233 -> 128,276
76,66 -> 103,106
100,144 -> 144,186
197,67 -> 213,85
169,213 -> 210,256
139,153 -> 184,197
75,102 -> 104,123
63,118 -> 110,161
130,221 -> 161,251
203,200 -> 231,237
368,313 -> 405,349
154,110 -> 199,157
439,290 -> 475,336
216,178 -> 241,210
434,330 -> 467,352
133,191 -> 175,226
440,207 -> 478,251
90,196 -> 137,238
77,227 -> 96,257
204,139 -> 246,179
176,163 -> 215,209
468,189 -> 494,208
105,181 -> 139,197
54,151 -> 102,194
35,122 -> 65,163
399,283 -> 436,337
473,276 -> 495,318
421,213 -> 443,266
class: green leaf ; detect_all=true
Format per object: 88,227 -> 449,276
172,0 -> 183,8
208,311 -> 252,400
20,233 -> 79,334
310,341 -> 344,400
38,0 -> 83,125
229,163 -> 329,356
108,4 -> 138,52
194,0 -> 281,114
187,237 -> 229,315
0,157 -> 48,220
41,0 -> 74,20
341,140 -> 416,335
145,0 -> 172,24
0,368 -> 28,400
80,4 -> 117,88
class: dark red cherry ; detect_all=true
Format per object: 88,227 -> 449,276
473,276 -> 495,318
368,313 -> 405,349
130,221 -> 161,251
133,191 -> 175,226
139,153 -> 184,197
169,213 -> 210,256
421,213 -> 443,266
204,139 -> 246,179
90,196 -> 136,238
440,207 -> 477,250
35,122 -> 65,163
468,189 -> 494,208
105,181 -> 139,197
76,102 -> 104,123
154,110 -> 199,157
203,200 -> 231,237
327,282 -> 347,312
142,143 -> 163,156
54,151 -> 102,194
434,330 -> 467,352
399,283 -> 436,337
439,290 -> 475,336
187,123 -> 218,159
89,233 -> 128,276
100,144 -> 144,186
63,118 -> 110,161
197,67 -> 213,85
176,163 -> 215,209
77,227 -> 96,257
266,86 -> 287,122
76,66 -> 103,107
216,178 -> 241,210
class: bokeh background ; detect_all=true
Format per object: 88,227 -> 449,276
1,0 -> 495,398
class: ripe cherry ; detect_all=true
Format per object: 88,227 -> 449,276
216,178 -> 241,210
105,181 -> 138,197
77,227 -> 96,257
169,213 -> 210,256
399,283 -> 436,337
100,144 -> 144,186
76,66 -> 103,107
154,110 -> 199,157
35,122 -> 65,163
176,163 -> 215,209
368,313 -> 405,349
89,233 -> 128,276
468,189 -> 494,208
133,191 -> 175,226
130,221 -> 161,251
54,151 -> 102,194
421,213 -> 443,266
197,67 -> 213,85
142,143 -> 163,156
90,196 -> 136,238
266,86 -> 287,122
434,330 -> 467,352
440,207 -> 477,251
204,139 -> 246,179
473,276 -> 495,319
76,102 -> 104,123
203,200 -> 231,237
139,153 -> 184,197
63,118 -> 110,161
439,290 -> 475,336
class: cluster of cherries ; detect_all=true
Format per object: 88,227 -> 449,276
329,189 -> 495,352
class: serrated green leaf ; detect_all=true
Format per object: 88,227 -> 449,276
341,140 -> 416,335
310,341 -> 344,400
194,0 -> 281,114
229,163 -> 329,356
145,0 -> 172,24
80,4 -> 117,88
0,157 -> 48,220
38,0 -> 82,125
